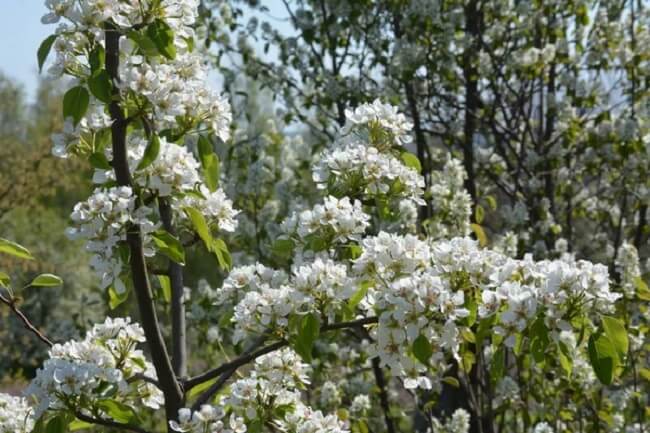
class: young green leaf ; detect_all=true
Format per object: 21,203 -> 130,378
108,286 -> 129,310
152,230 -> 185,265
89,152 -> 112,170
0,271 -> 9,288
293,313 -> 320,362
63,86 -> 90,126
197,135 -> 220,191
45,415 -> 67,433
146,19 -> 176,60
588,331 -> 619,385
348,280 -> 372,309
470,223 -> 488,247
127,31 -> 160,57
88,70 -> 112,103
0,238 -> 34,260
97,400 -> 138,424
184,206 -> 212,247
37,34 -> 58,73
400,152 -> 422,173
136,135 -> 161,170
211,238 -> 232,270
88,45 -> 105,73
157,274 -> 171,303
601,315 -> 628,360
29,273 -> 63,287
412,334 -> 433,365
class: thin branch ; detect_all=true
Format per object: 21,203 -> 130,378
184,316 -> 379,395
0,292 -> 54,347
74,411 -> 151,433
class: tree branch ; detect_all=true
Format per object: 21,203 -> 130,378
74,411 -> 151,433
159,200 -> 188,379
0,292 -> 54,347
104,24 -> 184,424
184,316 -> 379,403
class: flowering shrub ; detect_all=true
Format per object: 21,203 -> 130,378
0,2 -> 647,433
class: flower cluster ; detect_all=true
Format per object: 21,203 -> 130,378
170,349 -> 346,433
43,0 -> 231,157
169,405 -> 246,433
66,186 -> 156,293
0,393 -> 34,433
313,144 -> 425,206
215,263 -> 288,306
120,51 -> 232,138
282,196 -> 370,244
231,258 -> 354,342
427,158 -> 473,240
93,136 -> 239,233
429,408 -> 471,433
344,99 -> 413,146
26,317 -> 163,419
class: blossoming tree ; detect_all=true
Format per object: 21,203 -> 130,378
0,1 -> 647,433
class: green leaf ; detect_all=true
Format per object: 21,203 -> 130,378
0,271 -> 9,288
529,316 -> 550,363
152,230 -> 185,265
558,341 -> 573,376
127,31 -> 160,57
461,350 -> 476,373
485,195 -> 497,210
88,70 -> 112,103
45,415 -> 67,433
29,273 -> 63,287
157,274 -> 171,303
188,376 -> 218,399
490,346 -> 505,383
475,204 -> 485,224
272,238 -> 295,258
400,152 -> 422,173
0,238 -> 34,260
211,238 -> 232,270
37,35 -> 58,73
88,45 -> 105,73
63,86 -> 90,126
293,313 -> 320,362
634,276 -> 650,301
69,419 -> 93,431
348,280 -> 372,309
588,331 -> 619,385
136,135 -> 161,170
601,315 -> 628,360
470,223 -> 488,247
146,19 -> 176,60
108,285 -> 129,310
89,152 -> 112,170
97,399 -> 138,424
412,334 -> 433,365
184,206 -> 212,247
197,135 -> 220,191
441,376 -> 460,387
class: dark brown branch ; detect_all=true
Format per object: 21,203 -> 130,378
372,357 -> 397,433
0,292 -> 54,347
159,200 -> 188,379
184,316 -> 379,391
104,24 -> 184,424
74,411 -> 151,433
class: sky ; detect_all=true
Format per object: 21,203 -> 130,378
0,2 -> 292,103
0,2 -> 52,102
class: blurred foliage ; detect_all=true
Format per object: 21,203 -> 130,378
0,73 -> 104,384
